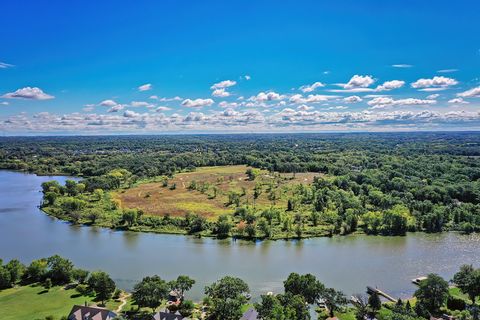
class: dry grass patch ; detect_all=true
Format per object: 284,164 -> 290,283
114,165 -> 320,220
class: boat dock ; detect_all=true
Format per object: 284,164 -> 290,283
366,286 -> 397,302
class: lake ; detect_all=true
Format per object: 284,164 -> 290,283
1,170 -> 479,301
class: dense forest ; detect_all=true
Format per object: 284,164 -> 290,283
1,133 -> 479,237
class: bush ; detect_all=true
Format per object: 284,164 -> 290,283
179,300 -> 195,316
447,296 -> 466,311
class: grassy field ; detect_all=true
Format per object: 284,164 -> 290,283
114,165 -> 319,220
0,284 -> 125,320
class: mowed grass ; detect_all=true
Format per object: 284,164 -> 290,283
114,165 -> 320,220
0,284 -> 124,320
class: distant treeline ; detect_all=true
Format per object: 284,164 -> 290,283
2,133 -> 480,234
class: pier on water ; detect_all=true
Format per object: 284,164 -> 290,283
366,286 -> 397,302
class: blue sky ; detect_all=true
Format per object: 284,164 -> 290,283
1,0 -> 479,134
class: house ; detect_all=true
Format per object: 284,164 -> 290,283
240,308 -> 259,320
152,310 -> 189,320
68,305 -> 117,320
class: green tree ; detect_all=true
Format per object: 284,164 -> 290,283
72,268 -> 89,284
122,209 -> 138,227
205,276 -> 250,320
0,266 -> 12,289
44,278 -> 52,291
322,287 -> 348,317
368,292 -> 382,316
132,275 -> 169,311
284,273 -> 324,305
453,265 -> 480,304
24,259 -> 48,283
5,259 -> 25,284
414,273 -> 449,314
88,271 -> 116,305
47,255 -> 74,284
169,275 -> 195,300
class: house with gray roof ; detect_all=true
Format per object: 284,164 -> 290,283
68,305 -> 117,320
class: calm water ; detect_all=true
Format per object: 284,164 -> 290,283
1,170 -> 479,301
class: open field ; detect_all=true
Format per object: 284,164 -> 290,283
114,165 -> 320,220
0,284 -> 124,320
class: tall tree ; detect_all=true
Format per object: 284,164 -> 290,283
414,273 -> 449,314
453,265 -> 480,304
132,275 -> 169,311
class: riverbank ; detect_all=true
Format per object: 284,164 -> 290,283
3,170 -> 480,301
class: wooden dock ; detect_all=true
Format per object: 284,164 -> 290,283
366,286 -> 397,302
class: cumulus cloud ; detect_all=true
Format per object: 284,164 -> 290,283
2,108 -> 480,133
299,81 -> 325,93
297,104 -> 314,111
375,80 -> 405,91
107,105 -> 124,113
2,87 -> 54,100
343,96 -> 362,103
249,91 -> 285,102
155,106 -> 172,112
212,88 -> 230,97
182,98 -> 214,108
342,75 -> 375,89
131,101 -> 155,108
457,86 -> 480,98
411,76 -> 458,90
211,80 -> 237,90
99,99 -> 118,107
123,110 -> 140,118
368,97 -> 436,109
289,94 -> 337,104
138,83 -> 152,91
219,101 -> 240,108
448,98 -> 469,104
427,94 -> 440,99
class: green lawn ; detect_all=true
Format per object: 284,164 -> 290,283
0,284 -> 124,320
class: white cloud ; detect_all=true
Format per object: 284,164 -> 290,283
249,91 -> 285,102
299,81 -> 325,93
138,83 -> 152,91
297,104 -> 314,111
2,87 -> 54,100
411,76 -> 458,89
99,99 -> 118,107
244,75 -> 251,80
0,62 -> 14,69
212,88 -> 230,97
131,101 -> 155,108
289,94 -> 337,104
211,80 -> 237,90
1,101 -> 9,105
123,110 -> 141,118
342,75 -> 375,89
375,80 -> 405,91
149,95 -> 159,100
426,94 -> 440,99
437,69 -> 458,73
219,101 -> 240,108
343,96 -> 363,103
159,96 -> 182,102
457,86 -> 480,98
182,98 -> 214,108
368,97 -> 436,109
392,64 -> 412,68
448,98 -> 469,104
326,106 -> 348,110
107,105 -> 124,113
156,106 -> 172,112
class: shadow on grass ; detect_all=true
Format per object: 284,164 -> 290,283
37,289 -> 49,295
